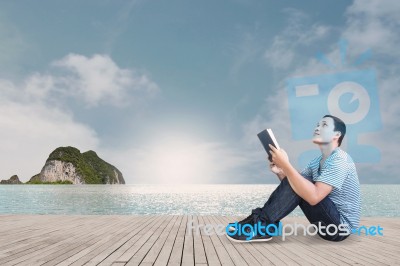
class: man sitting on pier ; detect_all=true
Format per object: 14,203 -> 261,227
227,115 -> 361,242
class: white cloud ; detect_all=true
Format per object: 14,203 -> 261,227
264,44 -> 295,70
264,8 -> 332,70
53,54 -> 159,107
344,1 -> 400,57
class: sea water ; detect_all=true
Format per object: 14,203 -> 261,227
0,184 -> 398,216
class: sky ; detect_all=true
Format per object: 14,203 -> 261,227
0,0 -> 399,184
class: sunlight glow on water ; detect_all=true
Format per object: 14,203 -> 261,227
0,184 -> 398,216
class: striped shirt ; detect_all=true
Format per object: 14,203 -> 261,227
301,148 -> 361,230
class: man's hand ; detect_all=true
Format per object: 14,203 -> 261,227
269,144 -> 290,169
269,162 -> 286,180
269,162 -> 283,174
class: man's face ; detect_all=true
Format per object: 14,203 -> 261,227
312,117 -> 340,144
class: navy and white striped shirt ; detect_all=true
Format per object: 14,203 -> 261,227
301,148 -> 361,230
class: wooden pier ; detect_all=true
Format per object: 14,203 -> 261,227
0,215 -> 398,265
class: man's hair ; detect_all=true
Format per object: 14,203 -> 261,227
323,115 -> 346,146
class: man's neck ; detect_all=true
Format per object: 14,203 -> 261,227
319,142 -> 338,160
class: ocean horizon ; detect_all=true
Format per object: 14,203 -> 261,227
0,184 -> 398,217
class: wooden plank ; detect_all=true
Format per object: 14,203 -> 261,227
196,215 -> 221,266
208,215 -> 260,266
77,216 -> 163,266
71,215 -> 166,266
55,216 -> 154,266
286,232 -> 368,265
97,216 -> 166,266
181,215 -> 194,266
167,215 -> 188,266
113,215 -> 172,263
1,217 -> 110,246
0,216 -> 117,264
125,215 -> 175,266
197,216 -> 235,265
139,215 -> 180,265
192,215 -> 207,265
153,215 -> 183,266
205,216 -> 242,265
5,216 -> 133,266
0,215 -> 92,252
39,216 -> 136,265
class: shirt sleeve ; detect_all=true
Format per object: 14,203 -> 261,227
300,161 -> 313,179
314,155 -> 348,190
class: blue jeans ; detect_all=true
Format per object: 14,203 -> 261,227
252,177 -> 350,242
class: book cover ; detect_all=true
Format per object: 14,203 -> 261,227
257,129 -> 280,162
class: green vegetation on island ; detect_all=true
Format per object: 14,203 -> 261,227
26,180 -> 73,185
34,146 -> 125,184
1,146 -> 125,185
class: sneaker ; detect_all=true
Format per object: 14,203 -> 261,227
228,214 -> 254,232
226,221 -> 273,243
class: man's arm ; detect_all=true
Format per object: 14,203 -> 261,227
269,144 -> 333,206
280,163 -> 333,205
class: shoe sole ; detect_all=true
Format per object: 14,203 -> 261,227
225,234 -> 273,243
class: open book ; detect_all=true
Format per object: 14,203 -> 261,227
257,129 -> 280,162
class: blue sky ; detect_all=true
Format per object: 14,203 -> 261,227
1,0 -> 399,184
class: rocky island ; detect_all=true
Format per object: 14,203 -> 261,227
0,175 -> 22,184
0,146 -> 125,185
27,146 -> 125,184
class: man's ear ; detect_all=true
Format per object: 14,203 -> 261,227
333,131 -> 341,140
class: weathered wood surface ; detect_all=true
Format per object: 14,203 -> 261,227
0,215 -> 398,265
